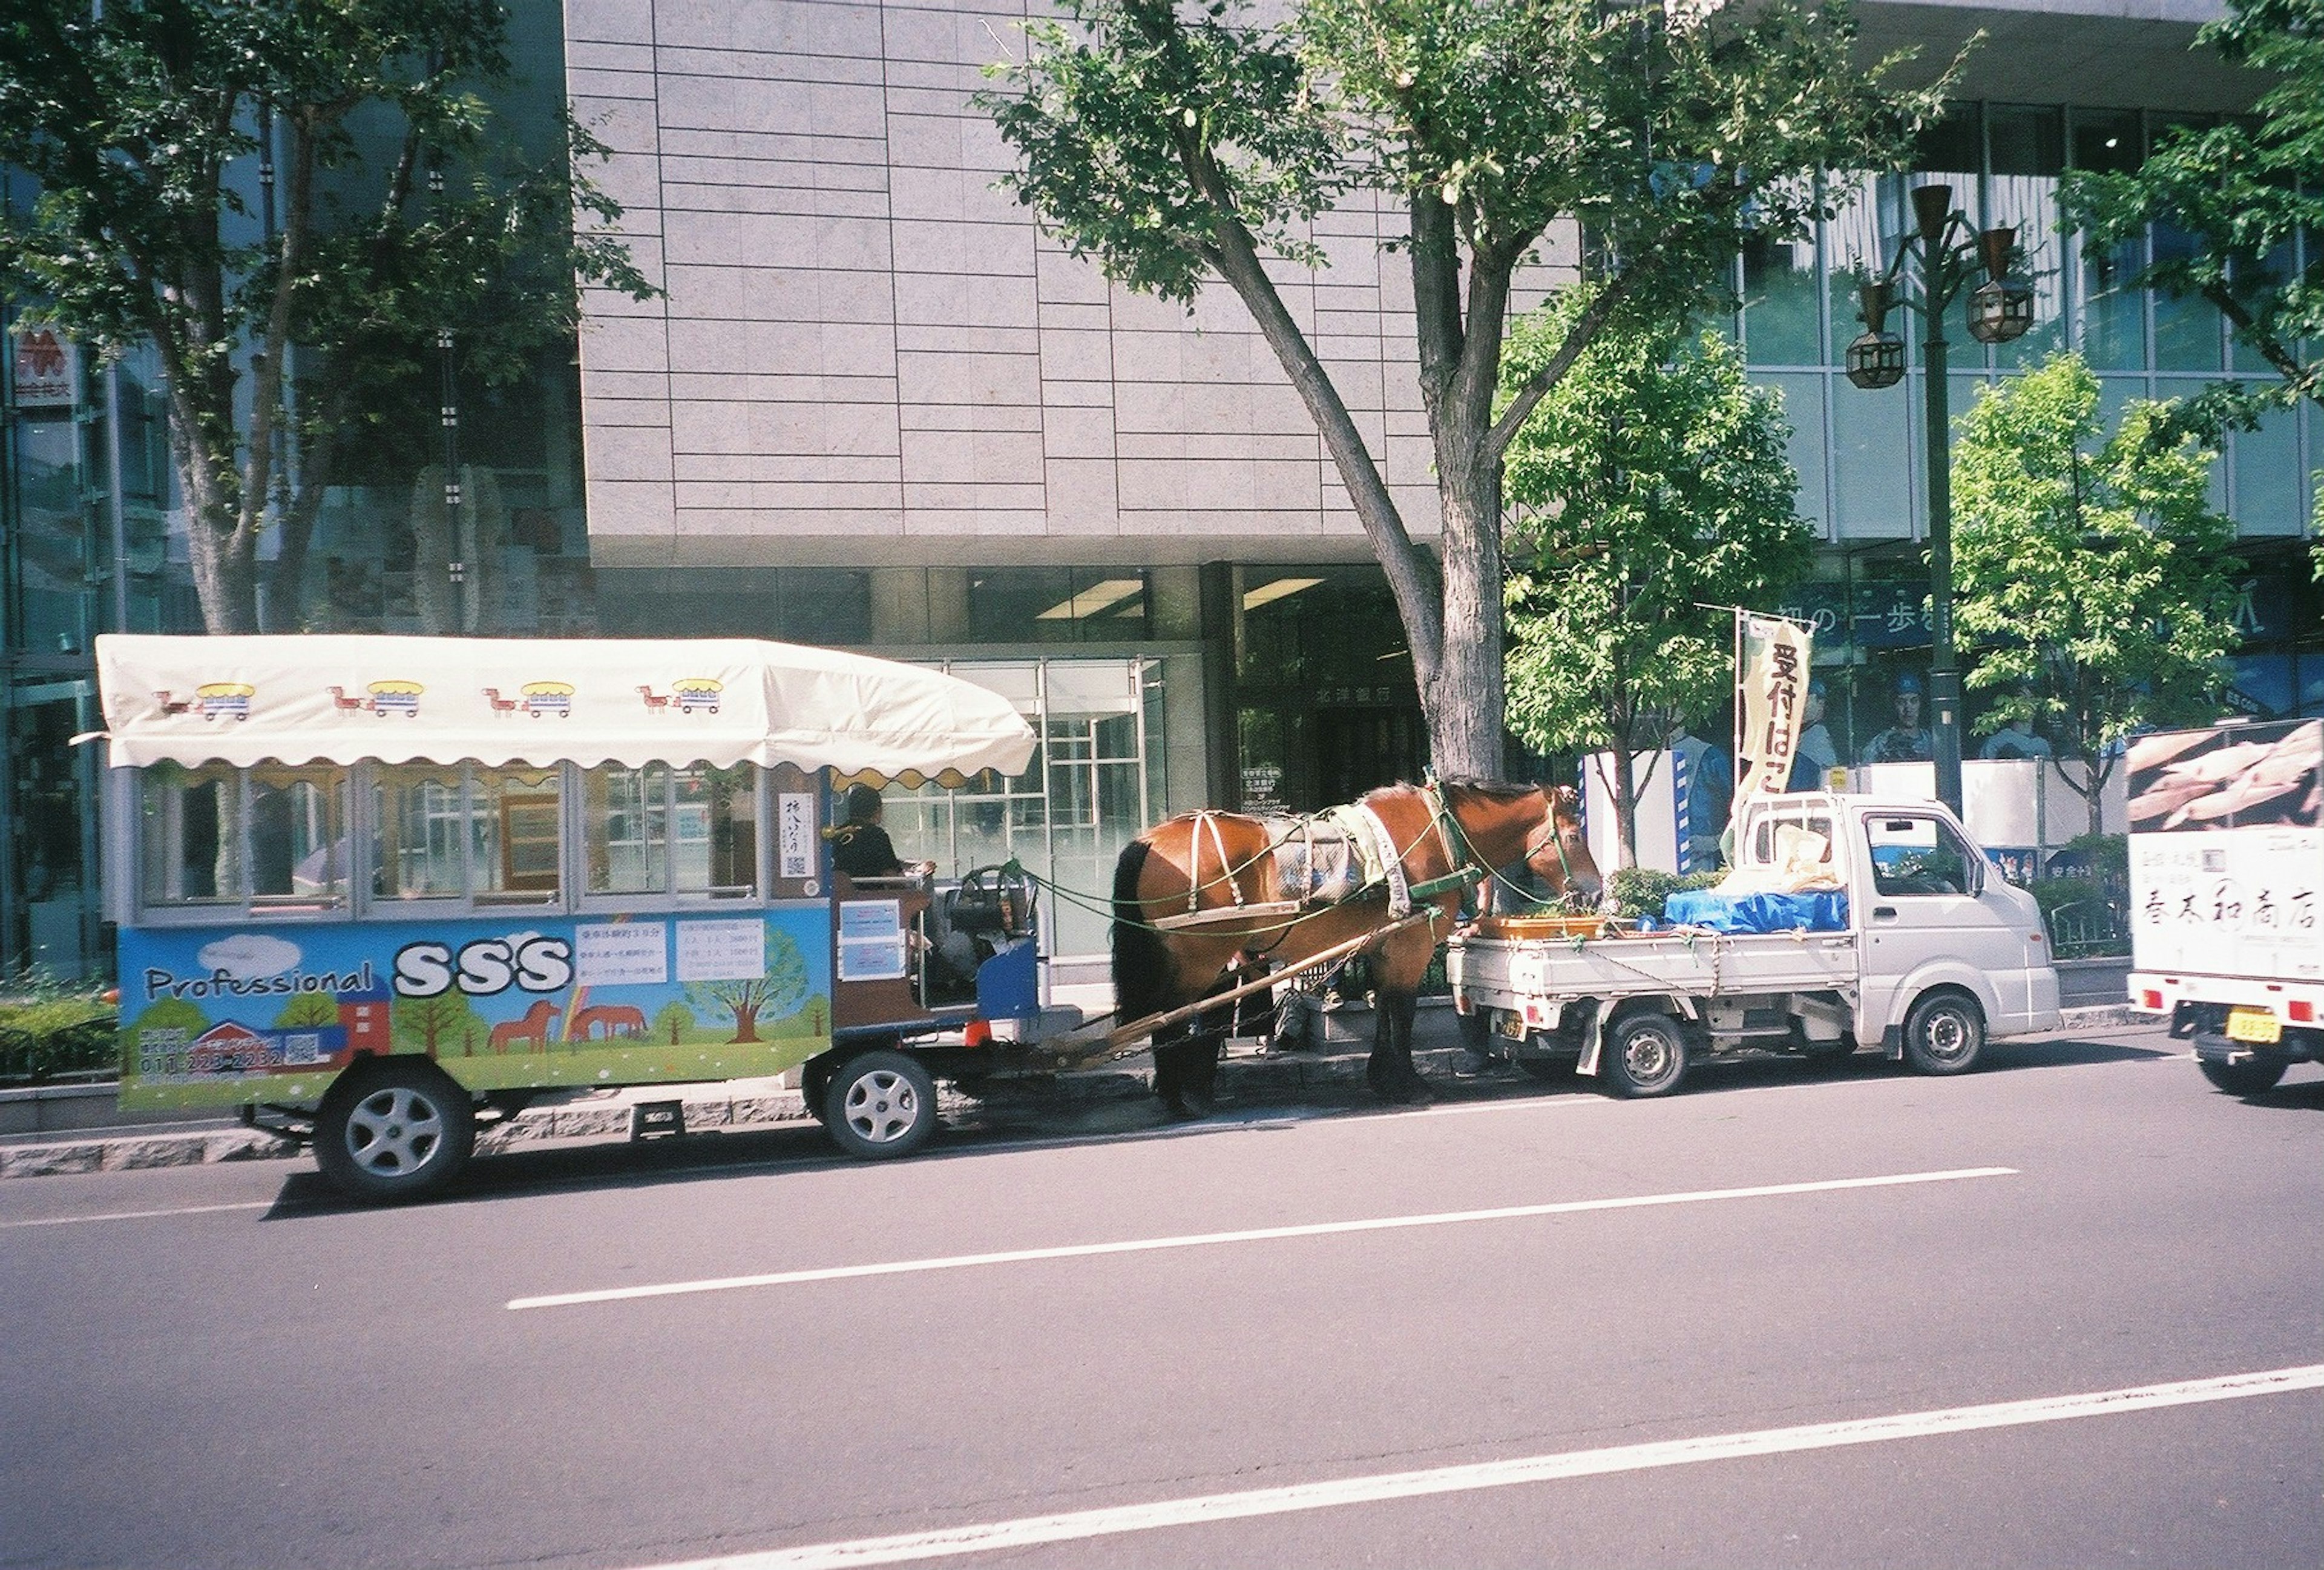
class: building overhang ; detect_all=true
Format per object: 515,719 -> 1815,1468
1850,0 -> 2264,114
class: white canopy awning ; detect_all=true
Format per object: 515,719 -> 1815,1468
93,634 -> 1038,784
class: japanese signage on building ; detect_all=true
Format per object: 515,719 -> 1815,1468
10,326 -> 79,410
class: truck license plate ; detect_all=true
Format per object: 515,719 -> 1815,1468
2225,1007 -> 2282,1045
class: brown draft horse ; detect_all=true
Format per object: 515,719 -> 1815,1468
1111,780 -> 1603,1117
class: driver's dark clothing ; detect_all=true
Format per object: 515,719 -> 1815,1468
830,821 -> 903,879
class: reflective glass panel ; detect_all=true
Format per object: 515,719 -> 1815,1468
248,766 -> 350,906
677,764 -> 758,896
140,765 -> 239,905
374,764 -> 467,900
474,769 -> 562,902
587,764 -> 669,895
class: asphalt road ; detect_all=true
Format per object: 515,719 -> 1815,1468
2,1026 -> 2317,1570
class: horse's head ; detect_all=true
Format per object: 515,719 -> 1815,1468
1524,783 -> 1603,905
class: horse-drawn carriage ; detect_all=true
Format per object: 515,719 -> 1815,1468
93,634 -> 1599,1201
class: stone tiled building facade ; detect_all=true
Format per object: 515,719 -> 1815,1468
562,0 -> 1472,569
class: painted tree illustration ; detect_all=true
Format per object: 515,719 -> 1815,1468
123,997 -> 209,1074
653,1001 -> 695,1046
686,929 -> 811,1045
128,997 -> 209,1037
392,993 -> 482,1059
274,993 -> 343,1031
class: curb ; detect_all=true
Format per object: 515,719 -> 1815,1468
0,1005 -> 2146,1181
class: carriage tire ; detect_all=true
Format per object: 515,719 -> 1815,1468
313,1059 -> 476,1203
1603,1013 -> 1687,1098
2198,1057 -> 2286,1095
799,1059 -> 835,1126
822,1049 -> 937,1160
1902,991 -> 1985,1076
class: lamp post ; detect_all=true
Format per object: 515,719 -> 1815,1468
1843,182 -> 2035,815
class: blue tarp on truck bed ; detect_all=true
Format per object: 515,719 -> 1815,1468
1661,889 -> 1851,933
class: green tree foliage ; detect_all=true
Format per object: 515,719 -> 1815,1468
1502,301 -> 1811,865
2058,0 -> 2324,563
0,0 -> 654,633
392,991 -> 482,1057
127,996 -> 209,1037
981,0 -> 1945,777
652,1000 -> 695,1046
1952,353 -> 2240,832
273,991 -> 343,1030
686,928 -> 812,1045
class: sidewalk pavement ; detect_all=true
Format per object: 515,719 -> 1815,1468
0,1002 -> 2147,1181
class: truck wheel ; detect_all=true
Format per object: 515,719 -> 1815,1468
1603,1013 -> 1687,1098
2198,1057 -> 2286,1095
1902,992 -> 1984,1076
822,1049 -> 937,1160
313,1059 -> 476,1203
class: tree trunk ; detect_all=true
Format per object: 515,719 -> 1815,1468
729,1003 -> 761,1044
1428,443 -> 1506,780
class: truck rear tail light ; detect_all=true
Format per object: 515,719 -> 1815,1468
2141,989 -> 2164,1011
2291,1000 -> 2316,1024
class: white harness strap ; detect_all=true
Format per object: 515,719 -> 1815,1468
1187,810 -> 1245,913
1351,803 -> 1413,918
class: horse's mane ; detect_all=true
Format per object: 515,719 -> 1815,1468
1362,777 -> 1541,804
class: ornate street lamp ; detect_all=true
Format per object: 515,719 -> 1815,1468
1843,280 -> 1906,390
1844,182 -> 2036,815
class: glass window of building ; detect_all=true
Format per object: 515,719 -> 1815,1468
1741,231 -> 1823,366
1985,105 -> 2070,367
2071,110 -> 2147,371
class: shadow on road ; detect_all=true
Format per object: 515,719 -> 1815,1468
255,1030 -> 2198,1217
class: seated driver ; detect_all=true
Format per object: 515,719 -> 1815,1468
829,784 -> 933,881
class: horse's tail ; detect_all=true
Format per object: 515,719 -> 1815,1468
1111,837 -> 1172,1024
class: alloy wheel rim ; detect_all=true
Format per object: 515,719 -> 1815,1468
346,1086 -> 444,1176
843,1070 -> 918,1144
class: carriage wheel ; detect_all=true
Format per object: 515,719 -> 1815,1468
313,1059 -> 476,1202
822,1049 -> 937,1160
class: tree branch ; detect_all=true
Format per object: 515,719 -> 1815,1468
1485,264 -> 1640,462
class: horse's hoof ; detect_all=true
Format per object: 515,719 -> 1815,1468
1160,1093 -> 1212,1122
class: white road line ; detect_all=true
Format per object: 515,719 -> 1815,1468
635,1363 -> 2324,1570
0,1200 -> 271,1230
507,1165 -> 2015,1311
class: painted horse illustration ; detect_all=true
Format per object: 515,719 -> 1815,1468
488,999 -> 561,1054
1112,779 -> 1601,1117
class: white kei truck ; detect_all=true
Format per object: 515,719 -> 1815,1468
2125,717 -> 2323,1094
1448,792 -> 2063,1097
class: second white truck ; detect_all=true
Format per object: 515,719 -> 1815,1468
1449,792 -> 2062,1096
2126,717 -> 2323,1094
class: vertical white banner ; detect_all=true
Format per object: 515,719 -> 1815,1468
1736,612 -> 1814,797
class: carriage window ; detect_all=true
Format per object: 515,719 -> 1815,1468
587,765 -> 670,895
583,763 -> 757,899
676,764 -> 757,896
140,764 -> 240,905
248,766 -> 350,907
373,764 -> 468,900
474,768 -> 563,903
